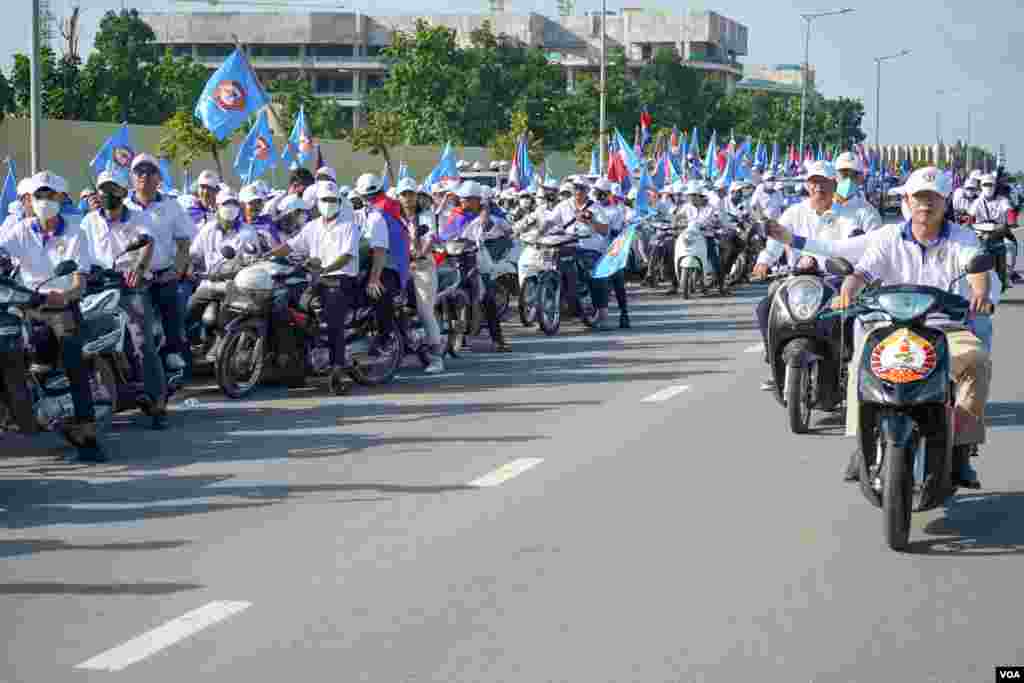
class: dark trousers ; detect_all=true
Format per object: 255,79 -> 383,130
121,288 -> 166,403
468,270 -> 504,342
372,269 -> 401,338
609,270 -> 628,312
320,276 -> 356,366
577,249 -> 609,309
151,279 -> 186,357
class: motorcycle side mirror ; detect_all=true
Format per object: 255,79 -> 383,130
244,242 -> 260,255
965,252 -> 995,275
54,260 -> 78,277
220,245 -> 237,260
825,257 -> 854,277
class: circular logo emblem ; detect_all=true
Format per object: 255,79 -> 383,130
254,136 -> 271,161
213,80 -> 246,112
112,146 -> 134,169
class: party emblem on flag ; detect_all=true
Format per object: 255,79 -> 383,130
112,145 -> 134,169
255,136 -> 271,161
213,80 -> 247,112
299,134 -> 314,154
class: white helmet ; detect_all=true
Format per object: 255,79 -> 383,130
276,193 -> 310,217
355,173 -> 384,196
559,182 -> 573,194
964,177 -> 980,190
684,181 -> 704,196
396,177 -> 418,195
714,177 -> 728,190
456,180 -> 483,200
471,161 -> 483,171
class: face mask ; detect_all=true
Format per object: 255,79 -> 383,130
32,199 -> 60,221
836,178 -> 857,200
319,201 -> 340,219
218,205 -> 240,222
101,192 -> 124,211
983,187 -> 996,199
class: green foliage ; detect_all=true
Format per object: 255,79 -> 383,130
267,76 -> 351,140
158,111 -> 235,179
348,110 -> 403,182
489,110 -> 545,166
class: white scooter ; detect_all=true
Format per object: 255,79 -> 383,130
674,220 -> 715,299
483,236 -> 523,320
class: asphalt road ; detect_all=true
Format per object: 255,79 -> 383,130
3,247 -> 1024,681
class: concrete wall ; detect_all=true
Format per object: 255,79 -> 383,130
0,118 -> 578,193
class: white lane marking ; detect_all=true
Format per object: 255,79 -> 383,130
745,343 -> 764,353
75,600 -> 252,672
468,458 -> 545,488
640,385 -> 691,403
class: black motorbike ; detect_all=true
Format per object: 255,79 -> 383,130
821,253 -> 993,552
766,262 -> 850,434
645,221 -> 679,288
0,260 -> 118,442
185,245 -> 248,372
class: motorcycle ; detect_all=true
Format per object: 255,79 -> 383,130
440,237 -> 485,339
766,263 -> 850,433
185,245 -> 249,371
674,221 -> 710,300
820,253 -> 994,552
518,227 -> 598,336
483,235 -> 522,321
971,222 -> 1012,287
83,235 -> 186,413
645,220 -> 679,288
0,260 -> 119,442
433,249 -> 472,358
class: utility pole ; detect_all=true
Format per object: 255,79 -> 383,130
798,8 -> 854,159
598,0 -> 606,174
30,0 -> 42,173
873,49 -> 910,212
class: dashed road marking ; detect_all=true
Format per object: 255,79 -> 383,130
468,458 -> 544,487
640,385 -> 691,403
745,343 -> 764,353
75,600 -> 252,672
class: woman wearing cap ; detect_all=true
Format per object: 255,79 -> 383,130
81,169 -> 170,430
0,171 -> 106,461
395,177 -> 445,372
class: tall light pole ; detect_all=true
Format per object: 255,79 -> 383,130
798,8 -> 854,158
598,0 -> 607,174
873,49 -> 910,211
30,0 -> 42,173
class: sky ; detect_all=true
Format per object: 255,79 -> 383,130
3,0 -> 1023,168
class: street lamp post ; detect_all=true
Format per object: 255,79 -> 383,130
873,49 -> 911,213
798,8 -> 854,159
598,0 -> 607,174
30,0 -> 42,173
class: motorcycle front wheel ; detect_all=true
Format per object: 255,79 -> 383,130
494,276 -> 514,321
216,324 -> 267,399
445,294 -> 470,358
518,278 -> 537,327
350,329 -> 404,386
91,357 -> 118,433
785,363 -> 813,434
1,352 -> 37,435
882,440 -> 914,552
538,277 -> 561,336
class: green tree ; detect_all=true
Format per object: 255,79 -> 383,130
152,50 -> 210,121
268,76 -> 351,141
158,111 -> 235,179
347,110 -> 403,183
0,70 -> 10,121
82,9 -> 162,123
489,109 -> 545,167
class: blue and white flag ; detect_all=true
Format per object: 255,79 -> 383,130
426,142 -> 459,187
194,48 -> 269,141
508,133 -> 534,190
398,162 -> 412,181
281,106 -> 314,167
234,109 -> 277,183
90,123 -> 134,177
158,158 -> 175,192
592,221 -> 639,279
589,146 -> 599,176
1,164 -> 17,212
381,160 -> 391,191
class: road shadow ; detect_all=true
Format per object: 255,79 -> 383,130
0,581 -> 204,595
0,538 -> 190,559
909,492 -> 1024,556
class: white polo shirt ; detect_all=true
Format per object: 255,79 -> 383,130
855,221 -> 984,317
362,210 -> 389,250
124,192 -> 198,273
189,220 -> 262,273
287,216 -> 359,276
969,196 -> 1013,224
834,193 -> 883,233
547,198 -> 609,252
0,216 -> 91,291
758,200 -> 865,270
80,207 -> 154,272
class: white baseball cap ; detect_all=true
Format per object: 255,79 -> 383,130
215,188 -> 239,205
97,169 -> 130,190
979,173 -> 997,186
315,166 -> 337,181
16,178 -> 34,197
805,160 -> 837,181
130,153 -> 159,172
396,177 -> 418,195
238,184 -> 263,204
456,180 -> 483,199
315,180 -> 340,200
593,178 -> 613,193
835,152 -> 860,173
277,193 -> 310,215
903,167 -> 952,198
26,171 -> 67,195
197,169 -> 221,187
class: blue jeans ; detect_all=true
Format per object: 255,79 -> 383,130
121,288 -> 166,403
970,314 -> 993,353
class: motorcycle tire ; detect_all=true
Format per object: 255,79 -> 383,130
680,264 -> 692,300
538,278 -> 561,336
446,296 -> 469,358
1,357 -> 37,435
470,302 -> 483,337
350,330 -> 404,387
785,363 -> 812,434
91,357 -> 118,434
519,278 -> 536,327
417,347 -> 433,369
883,441 -> 914,551
494,276 -> 513,322
216,324 -> 267,400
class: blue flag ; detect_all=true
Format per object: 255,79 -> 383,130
592,221 -> 639,279
234,109 -> 278,183
589,146 -> 599,176
1,164 -> 17,213
704,130 -> 718,179
381,160 -> 391,191
90,122 -> 134,177
194,48 -> 269,141
635,165 -> 655,216
509,133 -> 533,190
426,142 -> 459,187
158,158 -> 175,192
281,107 -> 314,167
398,162 -> 412,181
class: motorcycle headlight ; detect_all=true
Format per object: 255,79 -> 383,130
876,292 -> 936,321
786,278 -> 825,321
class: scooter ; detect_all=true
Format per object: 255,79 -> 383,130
484,235 -> 522,320
0,260 -> 119,441
433,250 -> 472,357
518,226 -> 598,336
646,220 -> 679,288
766,262 -> 850,433
674,221 -> 710,300
820,253 -> 993,552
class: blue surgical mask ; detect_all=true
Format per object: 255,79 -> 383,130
836,178 -> 857,200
